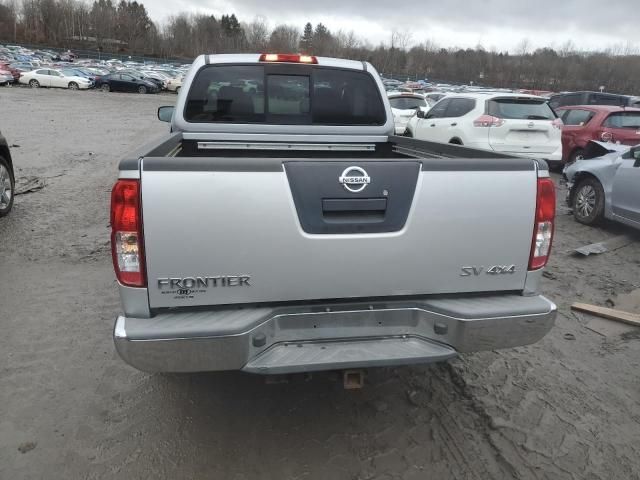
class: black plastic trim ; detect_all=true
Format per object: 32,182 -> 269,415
285,161 -> 419,234
119,157 -> 141,171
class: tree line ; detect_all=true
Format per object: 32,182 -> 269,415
1,0 -> 640,94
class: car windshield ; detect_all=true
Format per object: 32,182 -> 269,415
488,98 -> 555,120
389,97 -> 427,110
185,64 -> 386,125
603,112 -> 640,129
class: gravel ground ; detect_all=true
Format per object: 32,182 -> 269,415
1,87 -> 640,480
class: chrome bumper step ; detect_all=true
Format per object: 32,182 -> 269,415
242,337 -> 457,374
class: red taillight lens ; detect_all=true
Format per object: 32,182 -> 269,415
110,179 -> 146,287
473,114 -> 505,127
259,53 -> 318,64
529,177 -> 555,270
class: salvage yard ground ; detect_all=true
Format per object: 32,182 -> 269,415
1,87 -> 640,480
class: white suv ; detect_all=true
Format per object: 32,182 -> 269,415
406,93 -> 563,166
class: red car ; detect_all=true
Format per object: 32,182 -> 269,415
556,105 -> 640,163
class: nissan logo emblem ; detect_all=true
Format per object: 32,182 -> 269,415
339,166 -> 370,193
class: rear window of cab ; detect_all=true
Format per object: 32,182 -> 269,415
184,64 -> 386,126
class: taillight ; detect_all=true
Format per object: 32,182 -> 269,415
552,118 -> 563,129
473,115 -> 505,127
529,177 -> 555,270
110,179 -> 146,287
259,53 -> 318,64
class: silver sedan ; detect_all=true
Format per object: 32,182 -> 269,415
565,141 -> 640,229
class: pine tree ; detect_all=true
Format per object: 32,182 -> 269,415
299,22 -> 313,53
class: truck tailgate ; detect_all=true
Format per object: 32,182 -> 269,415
141,157 -> 537,309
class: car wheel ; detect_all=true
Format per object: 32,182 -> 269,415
101,83 -> 110,92
29,79 -> 40,88
138,85 -> 147,94
569,148 -> 585,164
572,176 -> 605,225
68,82 -> 79,90
404,130 -> 413,138
449,138 -> 463,145
0,155 -> 14,216
175,86 -> 180,94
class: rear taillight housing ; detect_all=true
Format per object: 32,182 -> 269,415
110,179 -> 146,287
473,115 -> 505,127
529,177 -> 555,270
552,118 -> 563,129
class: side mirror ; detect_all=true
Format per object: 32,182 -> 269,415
416,109 -> 425,119
157,105 -> 174,123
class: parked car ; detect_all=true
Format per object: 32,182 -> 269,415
111,53 -> 557,377
95,73 -> 158,94
556,106 -> 640,164
0,71 -> 13,85
565,141 -> 640,228
406,92 -> 563,167
166,76 -> 183,93
549,91 -> 640,110
0,63 -> 20,81
117,69 -> 164,90
387,92 -> 428,135
18,68 -> 92,89
0,131 -> 14,216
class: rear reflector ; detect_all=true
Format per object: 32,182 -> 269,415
529,177 -> 555,270
473,114 -> 505,127
259,53 -> 318,64
110,179 -> 146,287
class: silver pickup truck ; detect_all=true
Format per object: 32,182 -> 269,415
111,53 -> 557,376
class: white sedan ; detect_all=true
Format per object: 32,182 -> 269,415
387,92 -> 428,135
19,68 -> 92,90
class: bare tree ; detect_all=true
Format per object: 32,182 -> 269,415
268,24 -> 299,52
244,15 -> 268,51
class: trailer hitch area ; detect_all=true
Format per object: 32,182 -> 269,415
343,369 -> 365,390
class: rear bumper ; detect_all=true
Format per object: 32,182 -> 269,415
114,294 -> 556,374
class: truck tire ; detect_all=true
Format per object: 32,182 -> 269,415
0,155 -> 14,216
572,176 -> 605,225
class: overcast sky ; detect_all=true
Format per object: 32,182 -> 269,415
144,0 -> 637,53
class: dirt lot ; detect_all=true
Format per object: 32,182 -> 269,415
1,87 -> 640,480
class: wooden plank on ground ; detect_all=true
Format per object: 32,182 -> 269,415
571,302 -> 640,327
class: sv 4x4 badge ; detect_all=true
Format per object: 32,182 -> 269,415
460,265 -> 516,277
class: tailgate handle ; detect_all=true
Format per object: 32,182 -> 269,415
322,198 -> 387,223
